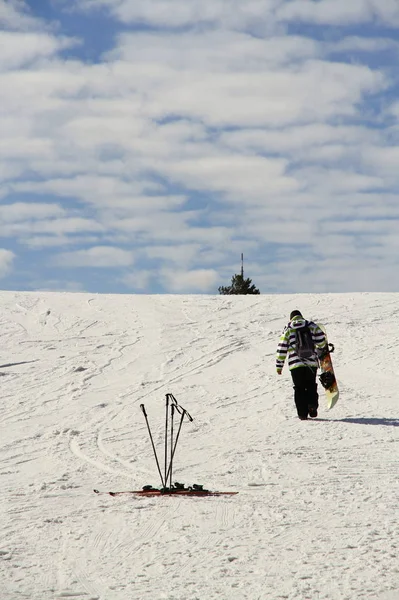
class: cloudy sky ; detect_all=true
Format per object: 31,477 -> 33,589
1,0 -> 399,294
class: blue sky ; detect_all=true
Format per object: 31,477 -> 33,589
1,0 -> 399,294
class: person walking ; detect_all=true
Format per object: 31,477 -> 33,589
276,310 -> 327,420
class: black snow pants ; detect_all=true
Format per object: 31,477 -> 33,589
290,366 -> 319,419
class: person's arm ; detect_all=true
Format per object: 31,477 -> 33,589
312,323 -> 327,356
276,327 -> 289,374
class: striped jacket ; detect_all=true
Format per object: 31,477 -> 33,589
276,316 -> 326,372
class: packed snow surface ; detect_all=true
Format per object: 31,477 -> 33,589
0,291 -> 398,600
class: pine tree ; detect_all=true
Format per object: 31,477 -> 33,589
218,255 -> 260,295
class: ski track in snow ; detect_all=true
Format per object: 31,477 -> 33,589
0,291 -> 398,600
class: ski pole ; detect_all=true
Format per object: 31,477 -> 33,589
140,404 -> 165,489
169,403 -> 175,488
168,393 -> 193,422
164,408 -> 193,484
164,394 -> 170,489
166,393 -> 179,487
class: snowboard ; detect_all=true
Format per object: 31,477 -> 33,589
317,324 -> 339,410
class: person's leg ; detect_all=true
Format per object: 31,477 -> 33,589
291,367 -> 309,419
304,367 -> 319,417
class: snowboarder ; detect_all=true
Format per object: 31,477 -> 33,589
276,310 -> 327,420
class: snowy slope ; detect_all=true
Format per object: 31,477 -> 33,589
0,291 -> 397,600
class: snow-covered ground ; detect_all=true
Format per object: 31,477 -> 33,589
0,291 -> 397,600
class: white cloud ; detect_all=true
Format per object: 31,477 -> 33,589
72,0 -> 284,30
360,146 -> 399,181
0,248 -> 15,278
13,178 -> 188,215
13,177 -> 162,207
146,244 -> 202,265
0,202 -> 65,222
107,30 -> 319,69
160,154 -> 299,203
0,31 -> 77,70
325,36 -> 399,55
0,203 -> 105,244
0,218 -> 104,238
323,219 -> 399,236
278,0 -> 399,26
264,254 -> 396,293
0,0 -> 43,31
220,123 -> 378,156
0,28 -> 386,196
390,102 -> 399,119
144,243 -> 236,269
160,268 -> 219,292
294,167 -> 385,193
27,278 -> 86,292
23,235 -> 101,249
71,0 -> 399,29
121,270 -> 152,291
54,246 -> 135,268
114,48 -> 384,128
105,213 -> 231,245
243,215 -> 315,245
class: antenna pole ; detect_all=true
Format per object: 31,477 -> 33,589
241,253 -> 244,278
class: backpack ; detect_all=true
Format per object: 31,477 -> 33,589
294,322 -> 315,359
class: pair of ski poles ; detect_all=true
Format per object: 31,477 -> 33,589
140,394 -> 193,491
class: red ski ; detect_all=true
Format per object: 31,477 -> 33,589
93,488 -> 238,497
